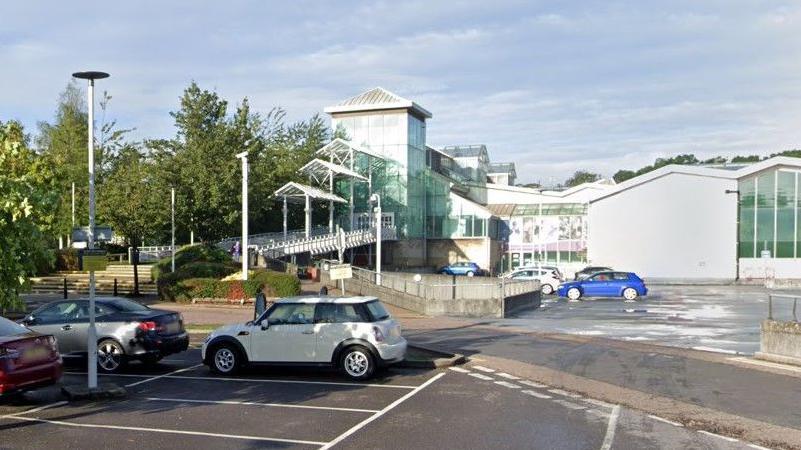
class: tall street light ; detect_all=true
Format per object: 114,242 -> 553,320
171,187 -> 176,273
725,189 -> 740,281
72,70 -> 109,390
236,151 -> 249,281
369,193 -> 381,285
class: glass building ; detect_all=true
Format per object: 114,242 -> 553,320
738,168 -> 801,258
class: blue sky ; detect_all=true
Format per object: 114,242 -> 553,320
2,1 -> 800,183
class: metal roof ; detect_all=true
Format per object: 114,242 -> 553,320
489,162 -> 516,174
440,144 -> 487,158
324,87 -> 432,118
299,159 -> 368,185
316,138 -> 385,161
274,182 -> 347,203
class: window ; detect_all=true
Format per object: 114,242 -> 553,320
36,301 -> 82,323
365,301 -> 390,321
589,273 -> 611,281
106,298 -> 149,312
612,272 -> 630,280
777,171 -> 795,257
315,304 -> 369,323
267,303 -> 315,325
756,171 -> 775,256
739,178 -> 755,257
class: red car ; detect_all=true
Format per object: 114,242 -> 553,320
0,316 -> 63,396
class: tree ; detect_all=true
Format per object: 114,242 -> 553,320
613,170 -> 636,183
731,155 -> 762,163
99,145 -> 169,294
564,170 -> 601,188
0,121 -> 58,310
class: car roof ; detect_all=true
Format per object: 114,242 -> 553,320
275,295 -> 380,305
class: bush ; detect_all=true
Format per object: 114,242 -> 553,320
152,244 -> 235,281
55,248 -> 80,271
157,269 -> 300,302
252,269 -> 301,297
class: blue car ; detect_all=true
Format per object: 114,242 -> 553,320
557,271 -> 647,301
438,262 -> 484,277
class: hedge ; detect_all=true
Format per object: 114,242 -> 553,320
158,269 -> 301,302
152,244 -> 233,281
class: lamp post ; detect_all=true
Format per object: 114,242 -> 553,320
72,70 -> 109,390
236,151 -> 249,281
171,187 -> 176,273
725,189 -> 740,281
369,193 -> 381,285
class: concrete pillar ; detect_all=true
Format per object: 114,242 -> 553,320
304,194 -> 311,238
282,196 -> 288,239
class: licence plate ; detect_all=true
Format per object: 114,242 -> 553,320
21,347 -> 49,364
162,321 -> 180,334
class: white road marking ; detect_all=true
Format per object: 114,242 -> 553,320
553,399 -> 586,410
698,430 -> 739,443
125,364 -> 204,387
4,401 -> 68,417
76,372 -> 418,389
548,388 -> 583,399
320,372 -> 445,449
497,372 -> 520,380
472,365 -> 495,373
747,444 -> 772,450
522,390 -> 552,399
145,397 -> 379,413
691,346 -> 740,355
0,415 -> 325,446
448,367 -> 470,373
519,380 -> 548,388
583,398 -> 616,409
494,381 -> 521,389
468,373 -> 494,381
600,405 -> 621,450
647,414 -> 683,427
728,356 -> 801,374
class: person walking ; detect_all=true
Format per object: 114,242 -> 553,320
231,240 -> 241,263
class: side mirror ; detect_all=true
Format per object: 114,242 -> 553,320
260,321 -> 270,331
24,315 -> 36,325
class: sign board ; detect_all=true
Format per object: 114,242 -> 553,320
329,263 -> 352,281
80,249 -> 108,272
72,226 -> 113,243
760,249 -> 772,259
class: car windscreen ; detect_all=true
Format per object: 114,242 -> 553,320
104,298 -> 150,312
365,301 -> 390,321
0,317 -> 28,336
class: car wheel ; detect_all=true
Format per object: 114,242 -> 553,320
541,284 -> 554,295
97,339 -> 126,373
623,288 -> 639,301
567,287 -> 582,301
466,271 -> 475,277
211,344 -> 241,375
340,345 -> 375,380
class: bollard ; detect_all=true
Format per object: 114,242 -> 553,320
114,278 -> 118,296
63,277 -> 68,299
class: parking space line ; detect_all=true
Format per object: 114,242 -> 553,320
1,415 -> 325,446
496,372 -> 520,380
600,405 -> 621,450
124,364 -> 205,387
698,430 -> 739,443
145,397 -> 380,413
728,356 -> 801,374
448,367 -> 470,373
320,372 -> 446,449
519,380 -> 548,388
553,399 -> 586,410
472,366 -> 495,373
163,374 -> 418,389
521,390 -> 552,399
583,398 -> 616,409
647,414 -> 683,427
468,373 -> 494,381
747,444 -> 772,450
3,401 -> 68,417
494,381 -> 521,389
548,388 -> 583,399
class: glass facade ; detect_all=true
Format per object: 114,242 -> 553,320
739,169 -> 801,258
502,203 -> 588,268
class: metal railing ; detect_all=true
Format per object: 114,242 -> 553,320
255,226 -> 397,257
768,294 -> 800,322
344,265 -> 538,301
131,246 -> 173,263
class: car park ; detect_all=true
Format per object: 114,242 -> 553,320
504,268 -> 561,295
574,266 -> 614,280
557,271 -> 647,301
20,297 -> 189,373
202,296 -> 406,380
438,261 -> 485,276
0,316 -> 62,396
518,264 -> 564,281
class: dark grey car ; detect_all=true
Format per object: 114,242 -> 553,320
20,297 -> 189,373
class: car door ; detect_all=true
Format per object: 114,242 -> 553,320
250,303 -> 317,362
583,273 -> 610,296
313,303 -> 370,362
27,301 -> 84,354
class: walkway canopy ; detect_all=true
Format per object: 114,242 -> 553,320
299,158 -> 367,185
315,138 -> 385,169
274,182 -> 346,237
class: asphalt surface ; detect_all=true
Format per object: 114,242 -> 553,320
0,350 -> 757,449
483,285 -> 791,355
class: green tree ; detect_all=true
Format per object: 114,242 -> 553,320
564,170 -> 601,187
612,169 -> 636,183
99,145 -> 170,294
0,121 -> 58,310
731,155 -> 762,163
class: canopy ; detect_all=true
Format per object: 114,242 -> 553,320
299,159 -> 368,185
315,138 -> 385,167
274,182 -> 347,204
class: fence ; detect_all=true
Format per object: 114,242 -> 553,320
767,294 -> 799,322
321,263 -> 540,318
756,294 -> 801,366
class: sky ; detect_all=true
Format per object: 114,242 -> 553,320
2,1 -> 801,183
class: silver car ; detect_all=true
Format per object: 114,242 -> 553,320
21,297 -> 189,373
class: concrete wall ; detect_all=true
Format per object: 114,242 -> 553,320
588,172 -> 737,279
740,258 -> 801,281
757,320 -> 801,366
426,238 -> 493,271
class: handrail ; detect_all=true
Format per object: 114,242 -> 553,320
768,294 -> 799,322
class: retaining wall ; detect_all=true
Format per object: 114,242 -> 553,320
756,320 -> 801,366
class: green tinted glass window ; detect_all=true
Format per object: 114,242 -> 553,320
777,171 -> 795,257
739,178 -> 755,258
756,171 -> 775,256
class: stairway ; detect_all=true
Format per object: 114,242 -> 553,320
30,264 -> 158,296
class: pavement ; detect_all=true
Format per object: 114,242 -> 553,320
0,350 -> 763,450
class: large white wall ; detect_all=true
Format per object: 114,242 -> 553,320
588,173 -> 738,280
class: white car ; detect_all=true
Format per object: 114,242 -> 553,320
202,296 -> 407,380
504,268 -> 562,295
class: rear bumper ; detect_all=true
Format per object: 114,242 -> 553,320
130,332 -> 189,359
376,338 -> 407,366
0,358 -> 63,396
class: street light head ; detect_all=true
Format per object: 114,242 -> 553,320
235,151 -> 249,159
72,71 -> 110,80
369,193 -> 380,205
